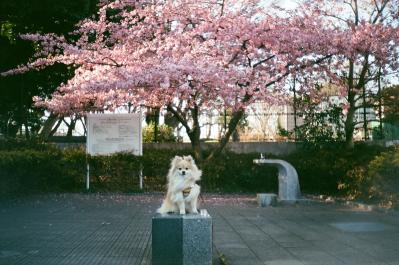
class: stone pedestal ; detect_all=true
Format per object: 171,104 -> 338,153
152,209 -> 212,265
257,193 -> 277,207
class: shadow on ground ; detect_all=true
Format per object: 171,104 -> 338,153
1,193 -> 399,265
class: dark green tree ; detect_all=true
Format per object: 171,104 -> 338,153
293,94 -> 345,149
373,85 -> 399,140
0,0 -> 98,138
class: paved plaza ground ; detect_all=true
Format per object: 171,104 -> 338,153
1,193 -> 399,265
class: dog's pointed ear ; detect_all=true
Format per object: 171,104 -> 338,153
184,155 -> 193,163
171,156 -> 182,166
168,156 -> 182,180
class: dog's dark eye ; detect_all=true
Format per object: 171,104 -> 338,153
179,168 -> 182,170
185,168 -> 188,170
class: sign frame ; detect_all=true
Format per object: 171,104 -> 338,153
86,113 -> 142,156
85,113 -> 143,190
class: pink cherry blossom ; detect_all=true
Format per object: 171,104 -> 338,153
2,0 -> 398,157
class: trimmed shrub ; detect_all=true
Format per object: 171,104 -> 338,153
286,143 -> 387,195
368,148 -> 399,207
0,148 -> 64,196
0,138 -> 54,151
341,147 -> 399,207
87,151 -> 142,192
0,139 -> 395,206
201,151 -> 278,193
60,146 -> 87,191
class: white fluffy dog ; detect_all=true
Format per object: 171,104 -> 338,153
157,155 -> 201,214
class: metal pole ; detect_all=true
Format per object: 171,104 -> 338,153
139,166 -> 143,190
224,109 -> 227,131
86,114 -> 90,191
377,68 -> 383,139
293,78 -> 298,140
86,163 -> 90,190
363,84 -> 368,140
139,109 -> 143,190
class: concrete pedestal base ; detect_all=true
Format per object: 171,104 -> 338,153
257,193 -> 277,207
152,209 -> 212,265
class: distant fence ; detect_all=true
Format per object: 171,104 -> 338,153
52,139 -> 399,156
53,141 -> 299,155
44,109 -> 399,143
145,142 -> 299,155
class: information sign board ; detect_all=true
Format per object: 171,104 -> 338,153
87,113 -> 142,156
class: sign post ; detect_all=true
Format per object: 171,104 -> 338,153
86,113 -> 142,190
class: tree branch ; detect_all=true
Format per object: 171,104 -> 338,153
166,104 -> 191,133
219,0 -> 225,17
371,0 -> 389,24
355,54 -> 369,90
354,0 -> 359,25
253,55 -> 276,68
206,107 -> 246,161
263,54 -> 334,89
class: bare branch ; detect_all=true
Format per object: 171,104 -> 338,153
264,54 -> 334,89
371,0 -> 389,23
323,13 -> 350,25
166,104 -> 191,133
253,55 -> 276,68
355,54 -> 369,90
343,0 -> 357,19
219,0 -> 225,17
354,0 -> 359,25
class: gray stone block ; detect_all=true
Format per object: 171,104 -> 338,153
152,209 -> 212,265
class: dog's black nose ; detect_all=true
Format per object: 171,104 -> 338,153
182,171 -> 186,175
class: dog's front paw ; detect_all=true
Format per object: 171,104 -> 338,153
179,209 -> 186,215
192,209 -> 198,214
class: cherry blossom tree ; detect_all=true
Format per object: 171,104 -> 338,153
293,0 -> 399,149
3,0 -> 343,161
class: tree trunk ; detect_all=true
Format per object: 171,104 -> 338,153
49,118 -> 63,137
39,113 -> 59,140
206,113 -> 212,139
80,116 -> 87,136
188,105 -> 202,162
206,109 -> 245,161
345,60 -> 356,149
146,107 -> 160,142
232,128 -> 239,142
24,122 -> 30,139
66,117 -> 76,138
345,101 -> 356,149
167,103 -> 204,162
189,134 -> 202,163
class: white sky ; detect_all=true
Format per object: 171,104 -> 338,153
263,0 -> 299,9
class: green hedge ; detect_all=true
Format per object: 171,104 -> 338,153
341,147 -> 399,207
286,143 -> 387,195
200,152 -> 278,192
0,140 -> 396,206
0,148 -> 64,196
368,148 -> 399,207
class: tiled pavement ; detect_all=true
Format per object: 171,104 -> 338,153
1,193 -> 399,265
